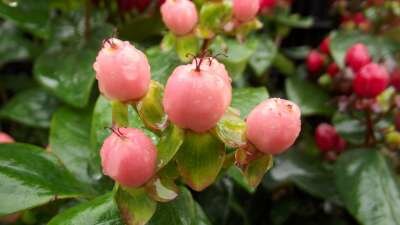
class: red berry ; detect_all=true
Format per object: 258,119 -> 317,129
353,12 -> 367,25
161,0 -> 198,36
163,59 -> 232,133
353,63 -> 389,98
259,0 -> 276,12
233,0 -> 260,22
100,128 -> 157,187
315,123 -> 344,152
319,37 -> 330,54
246,98 -> 301,155
93,38 -> 151,102
307,50 -> 325,73
327,62 -> 340,78
117,0 -> 152,12
390,68 -> 400,92
345,43 -> 372,72
395,112 -> 400,132
0,132 -> 14,143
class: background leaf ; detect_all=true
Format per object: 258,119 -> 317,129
231,87 -> 269,118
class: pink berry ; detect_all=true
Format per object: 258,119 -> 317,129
319,37 -> 330,54
345,43 -> 372,72
93,38 -> 151,102
246,98 -> 301,155
315,123 -> 341,152
390,68 -> 400,92
353,63 -> 389,98
100,128 -> 157,187
327,62 -> 340,78
233,0 -> 260,22
163,59 -> 232,133
0,132 -> 14,143
160,0 -> 198,36
259,0 -> 276,12
307,50 -> 325,73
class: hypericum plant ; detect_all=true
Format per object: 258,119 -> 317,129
93,36 -> 301,224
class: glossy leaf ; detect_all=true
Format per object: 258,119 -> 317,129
0,88 -> 59,128
231,87 -> 269,118
146,47 -> 180,85
215,107 -> 246,148
333,112 -> 366,145
335,150 -> 400,225
145,176 -> 179,203
176,35 -> 199,62
285,77 -> 334,116
0,0 -> 50,37
244,154 -> 273,189
0,143 -> 89,216
116,187 -> 157,225
227,166 -> 255,193
266,149 -> 341,204
272,52 -> 296,76
249,36 -> 277,76
198,1 -> 232,38
0,22 -> 31,66
47,193 -> 124,225
136,81 -> 168,131
176,131 -> 225,191
148,187 -> 211,225
50,107 -> 96,184
156,124 -> 184,169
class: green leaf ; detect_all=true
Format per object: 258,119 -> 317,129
243,154 -> 273,189
145,176 -> 179,203
47,193 -> 124,225
146,47 -> 180,85
198,1 -> 232,37
34,26 -> 112,107
176,35 -> 199,62
148,187 -> 211,225
116,187 -> 157,225
335,150 -> 400,225
118,15 -> 164,42
137,81 -> 168,131
0,143 -> 89,216
215,108 -> 246,148
266,150 -> 341,204
112,101 -> 129,127
176,131 -> 225,191
0,22 -> 31,66
231,87 -> 269,118
272,52 -> 295,76
285,77 -> 334,116
212,37 -> 258,79
0,0 -> 50,37
275,14 -> 313,28
0,88 -> 59,128
227,166 -> 255,193
330,31 -> 400,68
156,124 -> 184,169
249,37 -> 277,76
50,107 -> 96,184
333,112 -> 365,145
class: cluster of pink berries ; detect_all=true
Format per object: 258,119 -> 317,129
93,38 -> 301,188
315,123 -> 346,160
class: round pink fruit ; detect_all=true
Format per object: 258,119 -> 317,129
100,128 -> 157,187
307,50 -> 325,73
163,59 -> 232,133
93,38 -> 151,102
246,98 -> 301,155
353,63 -> 389,98
345,43 -> 372,72
233,0 -> 260,22
315,123 -> 346,153
0,132 -> 14,143
160,0 -> 198,36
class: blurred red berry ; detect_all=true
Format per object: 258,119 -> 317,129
327,62 -> 340,78
315,123 -> 344,152
353,12 -> 368,25
396,112 -> 400,132
345,43 -> 372,72
259,0 -> 276,12
390,68 -> 400,92
353,63 -> 389,98
307,50 -> 325,73
319,37 -> 330,54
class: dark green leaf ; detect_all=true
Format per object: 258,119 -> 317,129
0,22 -> 31,65
244,154 -> 273,189
156,124 -> 184,169
249,37 -> 277,76
333,112 -> 365,145
0,88 -> 59,128
285,77 -> 334,116
50,107 -> 96,184
227,166 -> 255,193
146,47 -> 180,85
275,13 -> 313,28
266,150 -> 341,204
272,52 -> 295,76
231,87 -> 269,118
118,15 -> 164,42
0,143 -> 89,216
176,131 -> 225,191
47,193 -> 123,225
335,150 -> 400,225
